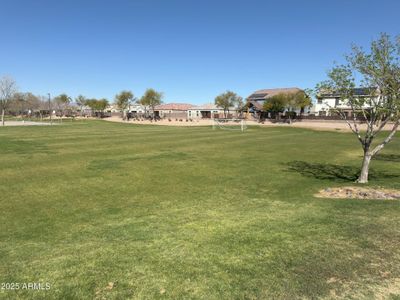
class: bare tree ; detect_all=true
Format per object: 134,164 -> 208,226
24,93 -> 41,116
12,93 -> 42,118
36,95 -> 49,121
316,33 -> 400,183
0,76 -> 17,126
54,93 -> 71,122
9,92 -> 26,116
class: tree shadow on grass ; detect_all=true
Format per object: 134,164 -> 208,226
374,154 -> 400,163
286,161 -> 399,182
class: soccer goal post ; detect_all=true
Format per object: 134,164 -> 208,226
212,118 -> 247,132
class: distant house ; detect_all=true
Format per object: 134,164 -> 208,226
105,104 -> 148,117
154,103 -> 194,119
81,105 -> 94,117
314,87 -> 375,116
187,104 -> 239,119
246,87 -> 309,118
107,104 -> 120,113
128,104 -> 147,116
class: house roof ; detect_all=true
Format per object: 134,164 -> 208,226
190,103 -> 237,111
191,103 -> 218,110
154,103 -> 194,110
248,100 -> 264,110
247,87 -> 302,101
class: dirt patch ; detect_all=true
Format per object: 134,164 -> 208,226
1,121 -> 53,126
103,117 -> 400,132
315,186 -> 400,200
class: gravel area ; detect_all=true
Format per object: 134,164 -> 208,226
1,121 -> 53,126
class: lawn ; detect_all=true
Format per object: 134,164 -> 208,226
1,120 -> 400,299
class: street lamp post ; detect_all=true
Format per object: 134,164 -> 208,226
67,96 -> 73,121
48,93 -> 52,125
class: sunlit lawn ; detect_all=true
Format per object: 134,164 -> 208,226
1,120 -> 399,299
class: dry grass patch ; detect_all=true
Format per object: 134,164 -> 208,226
316,186 -> 400,200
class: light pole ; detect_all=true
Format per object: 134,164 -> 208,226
48,93 -> 52,125
67,96 -> 73,121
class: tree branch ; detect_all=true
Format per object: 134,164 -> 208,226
370,119 -> 400,156
328,103 -> 364,144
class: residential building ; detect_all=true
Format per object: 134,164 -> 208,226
187,104 -> 240,119
104,104 -> 148,117
246,87 -> 309,118
313,87 -> 375,116
128,104 -> 147,116
154,103 -> 194,119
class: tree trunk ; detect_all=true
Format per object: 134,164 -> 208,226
1,108 -> 4,126
357,150 -> 372,183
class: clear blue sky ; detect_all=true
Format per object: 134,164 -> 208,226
1,0 -> 399,104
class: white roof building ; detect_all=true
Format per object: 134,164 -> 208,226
314,88 -> 375,116
188,104 -> 239,119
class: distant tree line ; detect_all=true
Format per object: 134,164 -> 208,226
1,74 -> 313,125
0,75 -> 168,124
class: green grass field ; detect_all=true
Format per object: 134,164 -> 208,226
1,121 -> 400,299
